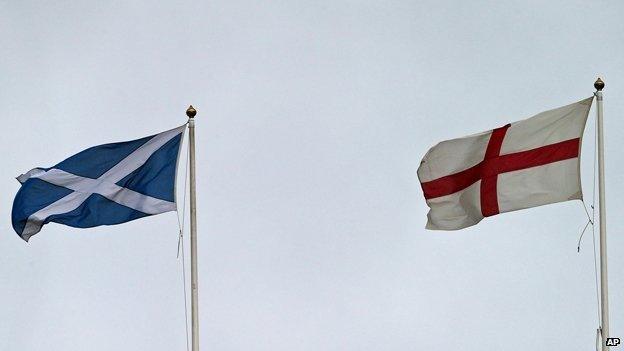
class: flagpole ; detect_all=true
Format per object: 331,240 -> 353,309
186,105 -> 200,351
594,78 -> 609,350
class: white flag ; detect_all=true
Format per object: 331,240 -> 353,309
418,97 -> 593,230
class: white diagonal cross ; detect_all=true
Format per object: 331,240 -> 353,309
19,125 -> 185,240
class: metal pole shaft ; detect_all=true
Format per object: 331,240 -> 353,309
595,79 -> 609,350
187,106 -> 199,351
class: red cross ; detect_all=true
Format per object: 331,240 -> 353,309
420,124 -> 581,217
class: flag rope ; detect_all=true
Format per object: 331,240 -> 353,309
175,124 -> 191,351
577,218 -> 592,252
576,97 -> 601,340
577,98 -> 602,340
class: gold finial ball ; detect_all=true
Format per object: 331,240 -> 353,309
186,105 -> 197,118
594,78 -> 605,91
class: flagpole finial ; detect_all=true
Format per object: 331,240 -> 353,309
594,78 -> 605,91
186,105 -> 197,118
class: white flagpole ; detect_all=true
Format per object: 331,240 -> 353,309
594,78 -> 609,350
186,105 -> 200,351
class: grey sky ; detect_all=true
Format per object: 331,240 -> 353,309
1,1 -> 623,350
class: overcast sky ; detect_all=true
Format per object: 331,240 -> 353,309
1,1 -> 623,350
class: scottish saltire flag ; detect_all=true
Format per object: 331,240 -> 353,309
12,125 -> 186,242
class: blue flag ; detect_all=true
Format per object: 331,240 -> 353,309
12,125 -> 186,242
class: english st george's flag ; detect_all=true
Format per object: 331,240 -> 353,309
12,125 -> 186,242
418,97 -> 593,230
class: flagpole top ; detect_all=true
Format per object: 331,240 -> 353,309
594,78 -> 605,91
186,105 -> 197,118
